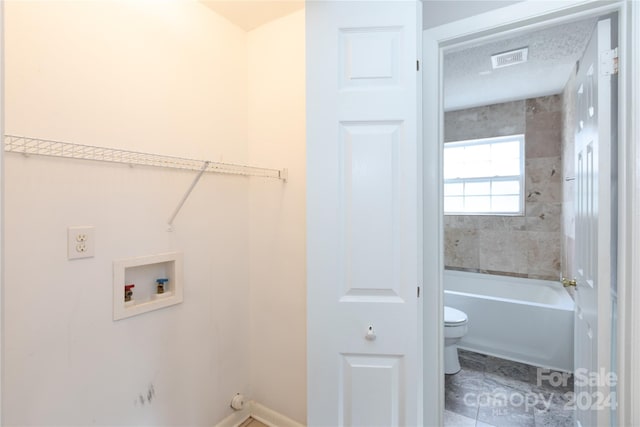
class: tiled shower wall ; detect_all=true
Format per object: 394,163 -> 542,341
444,95 -> 563,280
561,67 -> 577,281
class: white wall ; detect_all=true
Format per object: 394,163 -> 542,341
422,0 -> 523,29
4,1 -> 252,425
247,10 -> 307,425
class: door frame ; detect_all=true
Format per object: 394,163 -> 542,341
1,0 -> 5,422
422,1 -> 639,425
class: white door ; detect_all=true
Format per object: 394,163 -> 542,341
574,18 -> 616,427
306,1 -> 421,426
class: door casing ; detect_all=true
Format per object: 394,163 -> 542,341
422,1 -> 636,426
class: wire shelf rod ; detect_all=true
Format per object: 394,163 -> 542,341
4,135 -> 286,180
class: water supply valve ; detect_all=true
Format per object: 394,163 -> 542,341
156,278 -> 169,294
124,284 -> 135,302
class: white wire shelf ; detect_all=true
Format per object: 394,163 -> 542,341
4,135 -> 286,180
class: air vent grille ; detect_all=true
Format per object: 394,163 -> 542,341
491,47 -> 529,69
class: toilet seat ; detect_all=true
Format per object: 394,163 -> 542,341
444,306 -> 468,326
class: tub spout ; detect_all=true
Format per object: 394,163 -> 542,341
561,277 -> 577,288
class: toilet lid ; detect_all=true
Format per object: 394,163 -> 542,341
444,306 -> 468,325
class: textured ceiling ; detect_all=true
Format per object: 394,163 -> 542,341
200,0 -> 303,31
444,18 -> 597,111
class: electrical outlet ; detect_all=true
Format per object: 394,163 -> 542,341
68,226 -> 95,260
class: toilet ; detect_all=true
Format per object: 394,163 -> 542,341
444,306 -> 469,375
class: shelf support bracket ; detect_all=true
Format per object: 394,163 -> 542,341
167,161 -> 210,231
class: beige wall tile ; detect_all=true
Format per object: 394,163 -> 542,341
475,215 -> 527,231
526,94 -> 563,114
525,156 -> 562,203
444,100 -> 525,142
525,111 -> 562,158
525,202 -> 562,232
478,230 -> 529,275
444,215 -> 478,230
444,94 -> 565,280
445,228 -> 480,270
527,232 -> 562,279
561,66 -> 577,280
562,236 -> 575,279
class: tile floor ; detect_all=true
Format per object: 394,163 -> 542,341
444,350 -> 574,427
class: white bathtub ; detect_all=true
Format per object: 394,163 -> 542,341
444,269 -> 574,372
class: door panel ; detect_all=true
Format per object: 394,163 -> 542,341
339,28 -> 402,88
307,2 -> 421,425
341,121 -> 402,301
574,17 -> 615,427
341,354 -> 403,426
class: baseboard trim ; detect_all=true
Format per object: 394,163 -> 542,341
250,401 -> 305,427
214,405 -> 250,427
214,401 -> 304,427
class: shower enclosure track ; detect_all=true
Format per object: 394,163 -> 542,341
4,134 -> 287,229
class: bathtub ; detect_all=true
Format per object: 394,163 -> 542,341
444,269 -> 574,372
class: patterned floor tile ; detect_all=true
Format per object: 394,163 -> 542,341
444,350 -> 574,427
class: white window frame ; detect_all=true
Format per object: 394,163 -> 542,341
444,134 -> 525,216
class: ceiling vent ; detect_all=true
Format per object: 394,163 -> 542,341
491,47 -> 529,69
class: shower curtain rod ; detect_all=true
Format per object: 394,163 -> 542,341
3,135 -> 287,181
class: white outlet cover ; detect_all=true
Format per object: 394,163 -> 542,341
68,226 -> 95,260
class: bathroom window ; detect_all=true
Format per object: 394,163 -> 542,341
444,134 -> 525,215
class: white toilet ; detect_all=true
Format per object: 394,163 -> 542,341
444,306 -> 469,375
